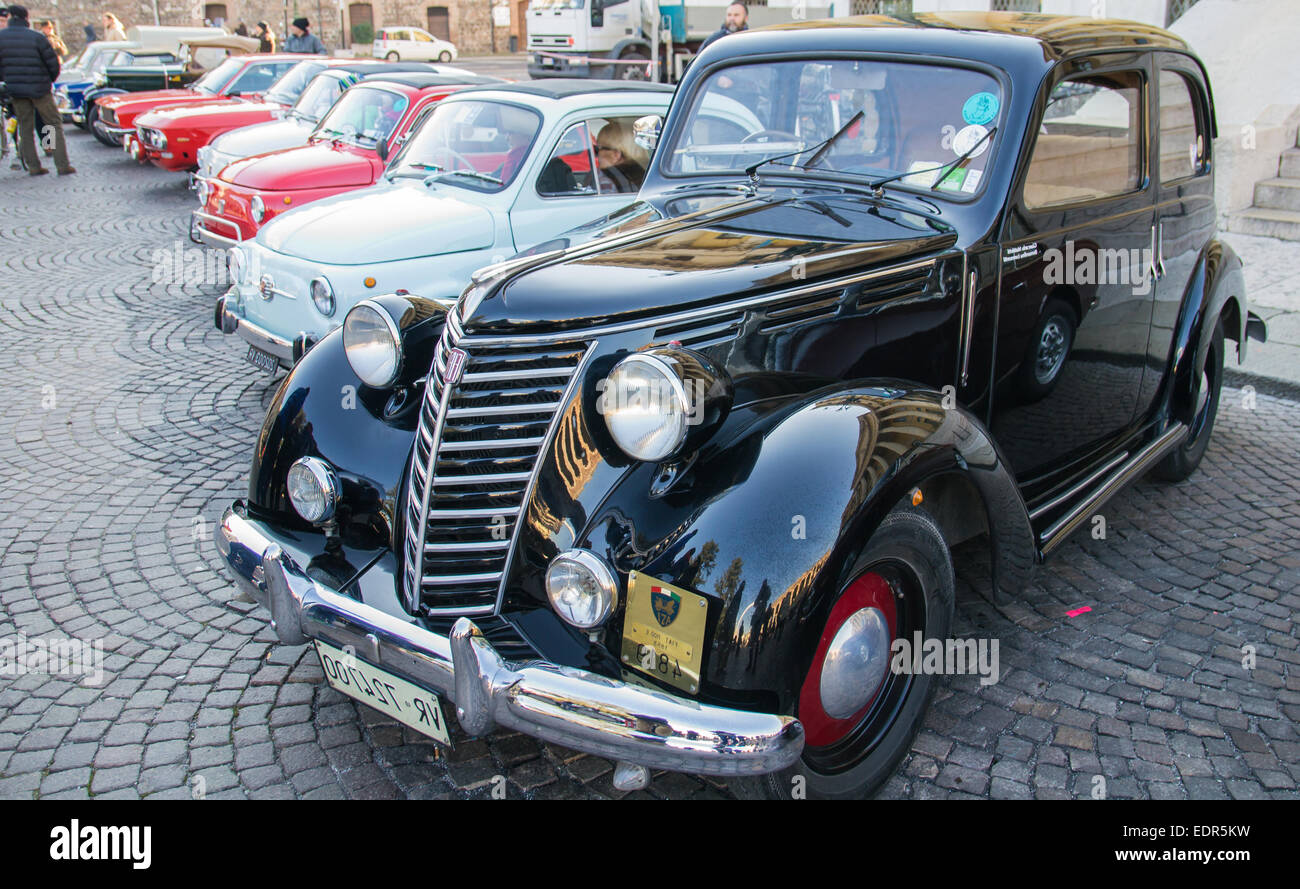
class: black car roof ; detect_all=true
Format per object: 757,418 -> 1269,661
451,78 -> 675,100
359,71 -> 503,89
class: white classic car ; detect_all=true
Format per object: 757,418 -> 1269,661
216,80 -> 679,370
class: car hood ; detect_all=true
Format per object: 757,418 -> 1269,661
259,181 -> 495,264
101,88 -> 199,110
222,142 -> 378,190
465,191 -> 958,333
137,99 -> 280,129
210,117 -> 313,159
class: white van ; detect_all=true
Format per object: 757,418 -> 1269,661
371,27 -> 457,62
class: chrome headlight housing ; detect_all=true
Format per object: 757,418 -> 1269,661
310,276 -> 335,316
599,348 -> 733,463
250,194 -> 266,223
343,300 -> 402,388
545,550 -> 618,629
227,246 -> 246,285
196,177 -> 210,205
286,457 -> 340,524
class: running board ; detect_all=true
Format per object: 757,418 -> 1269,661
1038,423 -> 1188,557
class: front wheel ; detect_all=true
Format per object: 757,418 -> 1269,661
438,51 -> 452,63
1153,318 -> 1224,482
739,505 -> 955,799
385,51 -> 400,61
615,50 -> 650,81
89,105 -> 118,147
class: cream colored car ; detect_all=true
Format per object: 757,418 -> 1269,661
372,27 -> 458,62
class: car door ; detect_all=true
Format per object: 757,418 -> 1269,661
1137,55 -> 1215,416
991,57 -> 1157,482
412,29 -> 438,61
508,114 -> 650,252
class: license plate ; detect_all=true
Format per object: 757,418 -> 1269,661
315,640 -> 451,745
245,345 -> 279,374
620,571 -> 708,695
542,57 -> 555,66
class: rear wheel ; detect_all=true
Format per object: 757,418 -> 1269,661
1153,318 -> 1224,481
385,51 -> 400,61
438,50 -> 452,63
738,505 -> 955,799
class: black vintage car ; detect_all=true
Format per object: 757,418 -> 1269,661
216,12 -> 1268,798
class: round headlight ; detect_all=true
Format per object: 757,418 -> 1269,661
343,300 -> 402,388
601,353 -> 689,462
286,457 -> 340,524
310,277 -> 335,317
228,247 -> 246,285
545,550 -> 618,629
250,195 -> 266,223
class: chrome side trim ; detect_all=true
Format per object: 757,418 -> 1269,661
1028,450 -> 1129,521
960,265 -> 976,387
1038,423 -> 1188,556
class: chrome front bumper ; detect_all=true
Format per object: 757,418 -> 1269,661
215,292 -> 294,363
215,504 -> 804,777
193,209 -> 243,248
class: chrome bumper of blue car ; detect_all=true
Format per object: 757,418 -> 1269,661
214,504 -> 805,778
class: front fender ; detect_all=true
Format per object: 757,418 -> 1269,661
84,87 -> 125,107
571,382 -> 1034,711
247,294 -> 445,550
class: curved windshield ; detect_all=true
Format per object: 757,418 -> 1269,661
666,58 -> 1004,197
387,99 -> 542,193
292,73 -> 347,123
313,85 -> 410,147
264,60 -> 326,106
193,58 -> 242,95
89,51 -> 118,75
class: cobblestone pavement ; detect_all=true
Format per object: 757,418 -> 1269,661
0,132 -> 1297,800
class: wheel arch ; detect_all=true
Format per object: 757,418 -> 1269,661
1163,238 -> 1245,425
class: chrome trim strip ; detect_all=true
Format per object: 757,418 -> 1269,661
446,403 -> 562,418
426,506 -> 522,518
1039,424 -> 1188,556
407,369 -> 456,610
464,368 -> 576,382
424,540 -> 509,552
437,437 -> 546,451
960,266 -> 976,388
431,472 -> 531,486
460,257 -> 938,348
1028,451 -> 1129,521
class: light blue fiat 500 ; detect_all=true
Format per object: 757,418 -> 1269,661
217,80 -> 688,371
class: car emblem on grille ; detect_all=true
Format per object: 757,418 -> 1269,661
258,274 -> 275,300
445,347 -> 468,385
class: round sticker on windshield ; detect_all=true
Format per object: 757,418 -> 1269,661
951,124 -> 991,159
962,92 -> 999,126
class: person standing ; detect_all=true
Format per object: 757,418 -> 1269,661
39,20 -> 65,57
0,5 -> 74,174
102,12 -> 125,41
234,21 -> 248,37
700,2 -> 748,51
254,21 -> 275,52
282,17 -> 326,55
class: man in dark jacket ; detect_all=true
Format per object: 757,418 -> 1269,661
700,2 -> 748,51
0,5 -> 73,174
283,18 -> 327,55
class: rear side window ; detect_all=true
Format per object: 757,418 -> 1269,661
1159,70 -> 1206,182
1023,71 -> 1144,209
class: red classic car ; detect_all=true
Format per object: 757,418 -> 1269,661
132,60 -> 455,173
95,53 -> 303,150
195,72 -> 496,246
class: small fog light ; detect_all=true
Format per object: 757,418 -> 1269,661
287,457 -> 340,524
545,550 -> 618,629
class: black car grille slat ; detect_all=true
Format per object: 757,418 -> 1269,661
403,318 -> 590,615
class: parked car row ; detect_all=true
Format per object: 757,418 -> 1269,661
73,13 -> 1266,799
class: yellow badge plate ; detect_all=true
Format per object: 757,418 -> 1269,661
621,571 -> 708,694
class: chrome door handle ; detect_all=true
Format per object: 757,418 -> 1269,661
1156,222 -> 1167,279
1149,225 -> 1162,283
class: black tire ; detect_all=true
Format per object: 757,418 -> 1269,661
438,51 -> 452,63
89,105 -> 118,147
736,505 -> 955,800
615,50 -> 650,81
1016,297 -> 1076,400
385,51 -> 400,61
1153,318 -> 1224,482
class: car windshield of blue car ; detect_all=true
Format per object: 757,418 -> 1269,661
386,99 -> 543,193
665,58 -> 1004,199
265,60 -> 327,107
313,85 -> 410,146
194,59 -> 243,95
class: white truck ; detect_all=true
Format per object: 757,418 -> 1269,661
526,0 -> 832,83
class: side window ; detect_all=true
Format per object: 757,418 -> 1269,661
1023,71 -> 1144,209
537,122 -> 597,197
414,30 -> 433,43
1159,70 -> 1205,182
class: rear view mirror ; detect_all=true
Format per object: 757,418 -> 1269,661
376,138 -> 389,163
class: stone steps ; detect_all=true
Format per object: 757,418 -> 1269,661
1227,138 -> 1300,240
1225,206 -> 1300,240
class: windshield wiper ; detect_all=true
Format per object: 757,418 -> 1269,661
423,169 -> 502,187
867,126 -> 999,194
743,110 -> 865,182
387,162 -> 442,181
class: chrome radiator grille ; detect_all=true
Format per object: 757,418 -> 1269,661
403,312 -> 591,616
